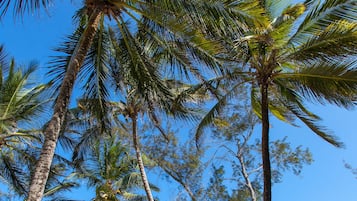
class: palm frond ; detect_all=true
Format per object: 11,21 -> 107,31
113,16 -> 174,112
125,0 -> 224,68
47,27 -> 83,97
287,20 -> 357,62
273,78 -> 343,147
284,101 -> 343,147
0,45 -> 7,70
276,61 -> 357,108
271,3 -> 306,49
0,154 -> 28,196
79,18 -> 112,134
43,181 -> 79,197
288,0 -> 357,47
0,0 -> 50,18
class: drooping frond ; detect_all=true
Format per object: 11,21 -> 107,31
0,45 -> 7,69
113,16 -> 174,112
191,0 -> 268,36
79,18 -> 113,134
276,61 -> 357,108
124,0 -> 224,72
274,79 -> 343,147
284,101 -> 342,147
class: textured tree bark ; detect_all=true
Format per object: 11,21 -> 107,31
131,114 -> 155,201
261,83 -> 271,201
27,9 -> 102,201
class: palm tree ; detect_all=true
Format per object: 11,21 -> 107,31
0,46 -> 79,200
46,1 -> 230,199
0,46 -> 45,197
72,135 -> 156,201
66,20 -> 213,199
21,1 -> 222,200
197,1 -> 357,201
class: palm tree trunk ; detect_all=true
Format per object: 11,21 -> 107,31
27,9 -> 102,201
261,83 -> 271,201
131,114 -> 155,201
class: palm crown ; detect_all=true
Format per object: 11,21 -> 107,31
196,1 -> 357,201
243,0 -> 357,144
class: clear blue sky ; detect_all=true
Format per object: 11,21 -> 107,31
1,1 -> 357,201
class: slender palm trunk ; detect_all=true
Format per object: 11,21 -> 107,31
27,9 -> 102,201
261,83 -> 271,201
131,114 -> 154,201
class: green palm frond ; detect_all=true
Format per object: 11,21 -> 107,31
112,17 -> 175,111
251,86 -> 262,119
283,101 -> 343,147
0,57 -> 46,143
125,0 -> 223,57
288,0 -> 357,46
288,20 -> 357,62
276,61 -> 357,108
0,45 -> 6,69
270,3 -> 306,49
79,20 -> 112,134
72,126 -> 106,162
274,78 -> 343,147
130,1 -> 223,70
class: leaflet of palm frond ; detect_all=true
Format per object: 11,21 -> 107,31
274,79 -> 320,120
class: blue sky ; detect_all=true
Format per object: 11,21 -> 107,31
1,1 -> 357,201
